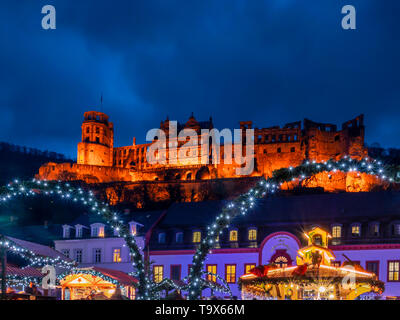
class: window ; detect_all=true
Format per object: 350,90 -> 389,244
332,225 -> 342,245
366,261 -> 379,278
75,249 -> 83,263
388,261 -> 400,282
206,265 -> 217,282
277,148 -> 281,153
370,223 -> 379,236
393,223 -> 400,236
176,232 -> 183,243
75,226 -> 83,238
61,249 -> 70,258
129,223 -> 137,236
158,233 -> 166,244
290,147 -> 295,153
63,227 -> 70,239
332,225 -> 341,238
153,266 -> 164,283
170,265 -> 181,281
248,229 -> 257,241
245,264 -> 256,274
274,255 -> 289,268
193,231 -> 201,243
113,248 -> 121,263
225,265 -> 236,283
351,224 -> 361,237
229,230 -> 238,241
94,248 -> 102,263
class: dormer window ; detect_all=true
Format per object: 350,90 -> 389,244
75,225 -> 83,238
158,233 -> 166,244
90,223 -> 105,238
331,224 -> 342,245
229,229 -> 238,242
62,225 -> 72,239
192,231 -> 201,243
128,221 -> 143,236
248,228 -> 257,241
176,232 -> 183,243
351,223 -> 361,237
370,222 -> 380,237
393,223 -> 400,236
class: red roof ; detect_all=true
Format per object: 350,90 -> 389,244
1,263 -> 43,278
91,267 -> 138,286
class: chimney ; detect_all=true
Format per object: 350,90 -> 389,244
133,137 -> 136,145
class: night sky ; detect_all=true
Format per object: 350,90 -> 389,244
1,0 -> 399,159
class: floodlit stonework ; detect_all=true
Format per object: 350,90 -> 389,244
36,112 -> 376,203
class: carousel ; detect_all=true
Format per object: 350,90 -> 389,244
239,227 -> 384,300
58,267 -> 137,300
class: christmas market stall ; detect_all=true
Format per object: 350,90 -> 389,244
239,227 -> 384,300
58,266 -> 137,300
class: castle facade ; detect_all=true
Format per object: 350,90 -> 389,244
37,111 -> 366,184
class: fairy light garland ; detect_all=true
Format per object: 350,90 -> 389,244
0,179 -> 152,299
187,156 -> 400,299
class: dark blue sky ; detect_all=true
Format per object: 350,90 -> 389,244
1,0 -> 399,159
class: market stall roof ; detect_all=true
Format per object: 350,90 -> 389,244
63,267 -> 138,286
5,235 -> 72,262
1,263 -> 43,278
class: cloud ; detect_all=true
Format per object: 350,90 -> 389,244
0,0 -> 399,158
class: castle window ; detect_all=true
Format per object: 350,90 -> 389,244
86,127 -> 90,134
277,147 -> 281,153
95,137 -> 100,143
248,228 -> 257,241
229,230 -> 238,242
95,127 -> 100,134
290,147 -> 295,152
192,231 -> 201,243
158,233 -> 166,244
335,135 -> 340,141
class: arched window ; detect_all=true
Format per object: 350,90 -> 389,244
274,256 -> 289,268
229,230 -> 238,241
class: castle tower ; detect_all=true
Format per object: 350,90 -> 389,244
77,111 -> 114,166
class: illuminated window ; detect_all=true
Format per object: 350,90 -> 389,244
207,265 -> 217,282
225,265 -> 236,283
113,248 -> 121,263
153,266 -> 164,283
388,261 -> 400,282
371,223 -> 379,236
351,224 -> 361,237
193,231 -> 201,243
245,264 -> 256,274
248,229 -> 257,241
332,225 -> 341,238
229,230 -> 238,241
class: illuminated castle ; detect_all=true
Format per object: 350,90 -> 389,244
38,111 -> 367,186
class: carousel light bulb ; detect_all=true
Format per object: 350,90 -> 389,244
319,286 -> 326,293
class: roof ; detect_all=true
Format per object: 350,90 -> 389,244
156,191 -> 400,228
1,263 -> 43,278
64,267 -> 138,286
5,236 -> 71,261
0,224 -> 61,246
